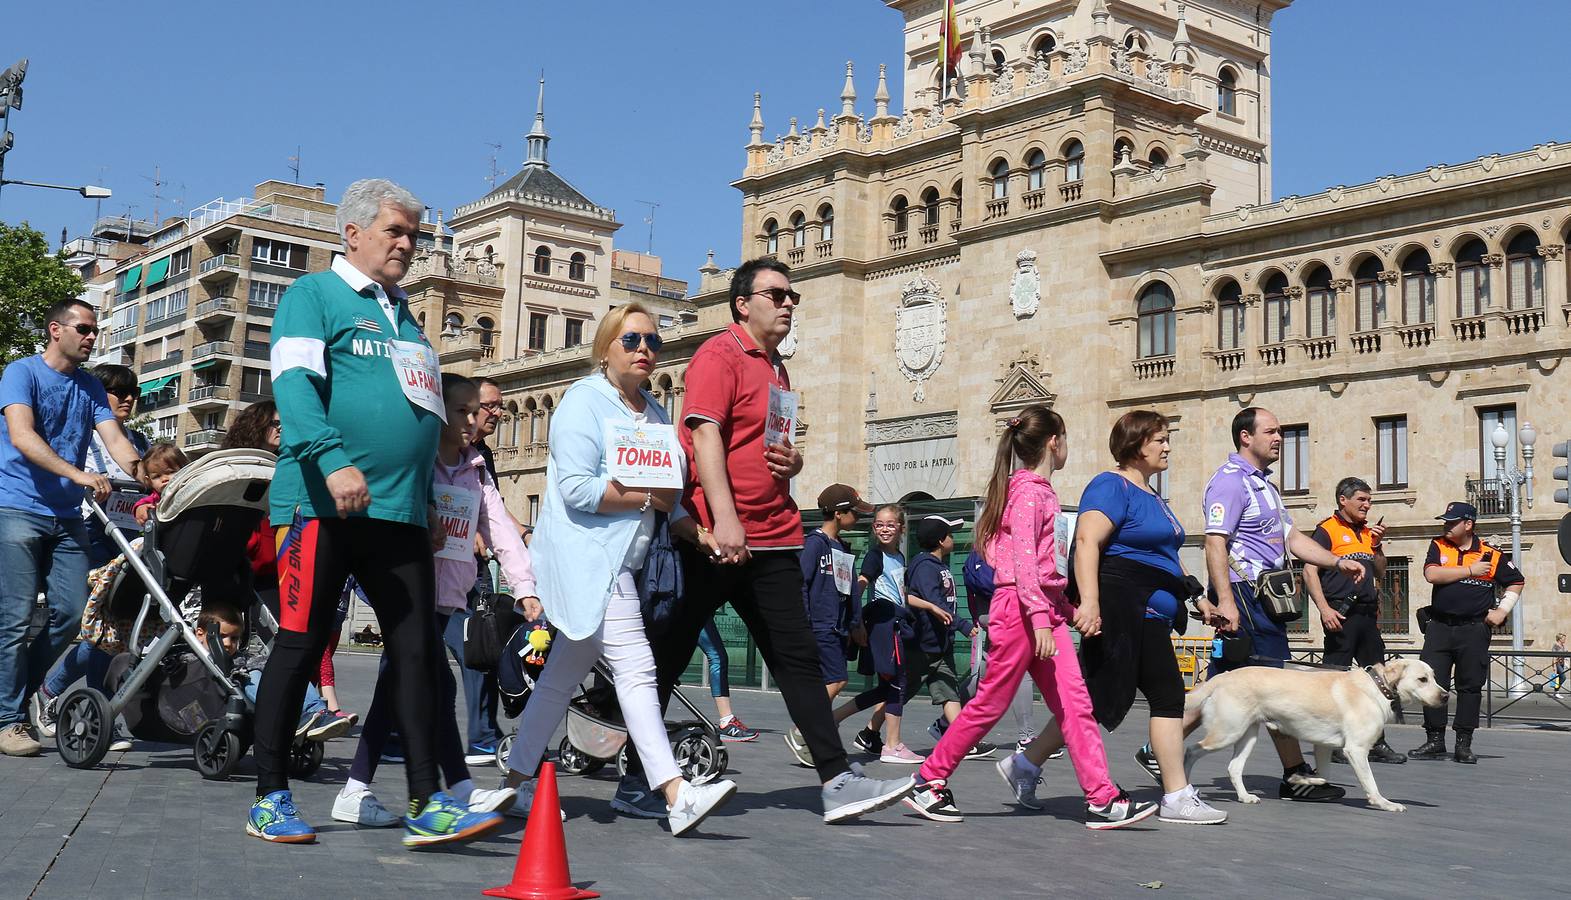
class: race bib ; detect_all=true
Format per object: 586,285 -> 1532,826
390,339 -> 446,422
765,385 -> 799,448
830,548 -> 854,595
102,490 -> 142,533
604,421 -> 683,489
1056,510 -> 1078,574
433,485 -> 480,562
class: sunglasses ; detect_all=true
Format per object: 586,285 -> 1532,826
618,332 -> 664,353
478,401 -> 504,412
268,420 -> 282,431
59,323 -> 100,336
749,288 -> 801,305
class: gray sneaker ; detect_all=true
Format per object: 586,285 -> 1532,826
822,764 -> 915,823
29,691 -> 57,740
1158,789 -> 1228,825
784,728 -> 814,768
995,753 -> 1044,810
610,774 -> 668,819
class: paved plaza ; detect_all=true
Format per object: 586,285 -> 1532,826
1,650 -> 1566,899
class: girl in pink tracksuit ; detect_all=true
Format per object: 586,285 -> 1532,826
903,404 -> 1157,829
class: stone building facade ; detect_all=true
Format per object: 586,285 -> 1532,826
475,0 -> 1570,648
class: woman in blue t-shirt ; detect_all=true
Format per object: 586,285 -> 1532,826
1070,411 -> 1225,825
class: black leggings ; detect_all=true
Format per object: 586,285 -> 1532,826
254,517 -> 442,802
346,611 -> 468,788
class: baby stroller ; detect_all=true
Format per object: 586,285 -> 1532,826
59,450 -> 321,780
494,623 -> 728,783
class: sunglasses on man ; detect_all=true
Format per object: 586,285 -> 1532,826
618,332 -> 664,353
57,323 -> 100,336
749,288 -> 802,305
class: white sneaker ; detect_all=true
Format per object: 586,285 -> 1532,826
1158,788 -> 1228,825
995,753 -> 1044,810
667,778 -> 737,837
109,722 -> 132,752
331,787 -> 400,827
502,780 -> 566,821
468,786 -> 516,815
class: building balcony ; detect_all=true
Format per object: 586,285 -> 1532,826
1302,336 -> 1337,360
187,384 -> 232,409
918,223 -> 939,245
1020,189 -> 1047,212
191,340 -> 236,361
1394,322 -> 1435,349
108,325 -> 138,347
183,428 -> 227,451
1131,355 -> 1175,380
194,296 -> 238,322
888,233 -> 908,252
786,246 -> 805,265
197,254 -> 243,283
1258,342 -> 1290,367
1500,306 -> 1546,335
814,240 -> 834,260
1464,477 -> 1509,518
141,351 -> 184,373
984,198 -> 1009,221
1059,181 -> 1083,202
1208,348 -> 1245,372
1350,329 -> 1382,354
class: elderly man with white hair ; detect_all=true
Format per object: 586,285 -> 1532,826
250,178 -> 503,848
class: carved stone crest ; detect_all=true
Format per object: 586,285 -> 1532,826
1010,249 -> 1041,319
894,273 -> 947,402
779,318 -> 798,358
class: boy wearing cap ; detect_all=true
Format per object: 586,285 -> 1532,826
1410,501 -> 1524,764
906,516 -> 996,760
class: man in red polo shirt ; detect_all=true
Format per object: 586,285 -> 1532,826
624,259 -> 914,824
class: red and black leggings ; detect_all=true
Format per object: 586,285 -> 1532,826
254,515 -> 443,804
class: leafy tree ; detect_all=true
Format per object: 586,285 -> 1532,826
0,221 -> 84,365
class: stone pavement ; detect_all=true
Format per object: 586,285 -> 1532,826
2,650 -> 1566,899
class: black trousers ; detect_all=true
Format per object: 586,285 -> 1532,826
255,517 -> 443,801
630,544 -> 851,783
1420,619 -> 1490,732
1323,607 -> 1385,668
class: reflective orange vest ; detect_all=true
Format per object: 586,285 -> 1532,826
1316,515 -> 1378,560
1428,537 -> 1502,580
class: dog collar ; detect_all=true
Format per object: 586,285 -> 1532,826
1364,665 -> 1399,701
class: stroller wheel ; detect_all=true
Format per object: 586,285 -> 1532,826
289,738 -> 325,779
672,726 -> 725,783
560,736 -> 604,777
57,687 -> 115,769
194,723 -> 243,780
496,733 -> 515,776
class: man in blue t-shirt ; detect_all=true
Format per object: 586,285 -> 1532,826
0,299 -> 145,757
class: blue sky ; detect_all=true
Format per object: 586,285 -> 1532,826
2,1 -> 1566,288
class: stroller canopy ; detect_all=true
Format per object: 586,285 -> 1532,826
157,449 -> 276,521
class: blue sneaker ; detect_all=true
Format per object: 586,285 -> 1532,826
403,791 -> 503,849
464,741 -> 499,767
247,790 -> 317,843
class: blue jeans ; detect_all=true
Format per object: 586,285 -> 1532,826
43,641 -> 113,699
442,608 -> 500,749
244,670 -> 327,722
0,509 -> 93,726
697,617 -> 729,698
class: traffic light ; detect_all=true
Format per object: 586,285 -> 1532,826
1554,440 -> 1571,507
0,58 -> 27,110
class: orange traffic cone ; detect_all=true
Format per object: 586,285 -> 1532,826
483,762 -> 600,900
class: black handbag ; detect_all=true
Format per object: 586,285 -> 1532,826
637,511 -> 685,636
464,561 -> 521,672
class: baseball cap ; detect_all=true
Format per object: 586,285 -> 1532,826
915,515 -> 963,550
1436,501 -> 1478,522
817,483 -> 874,514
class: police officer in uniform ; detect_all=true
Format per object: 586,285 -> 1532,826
1303,477 -> 1405,764
1409,501 -> 1524,764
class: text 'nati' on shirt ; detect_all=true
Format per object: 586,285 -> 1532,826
268,255 -> 442,527
0,355 -> 116,517
678,323 -> 801,549
1203,452 -> 1293,582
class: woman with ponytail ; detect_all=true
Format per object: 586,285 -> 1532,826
902,405 -> 1157,829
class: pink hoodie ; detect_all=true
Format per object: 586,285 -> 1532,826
986,469 -> 1068,630
433,446 -> 536,611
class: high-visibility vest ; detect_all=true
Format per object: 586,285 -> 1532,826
1428,537 -> 1502,580
1316,515 -> 1378,560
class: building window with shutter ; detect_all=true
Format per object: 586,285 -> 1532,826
1280,425 -> 1309,495
564,318 -> 583,347
528,313 -> 548,351
1376,416 -> 1408,489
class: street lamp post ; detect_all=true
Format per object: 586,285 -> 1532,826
0,178 -> 111,199
1492,420 -> 1535,696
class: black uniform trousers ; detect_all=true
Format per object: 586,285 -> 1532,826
1419,618 -> 1490,732
1323,605 -> 1385,668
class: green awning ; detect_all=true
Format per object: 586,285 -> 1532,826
144,257 -> 170,288
120,265 -> 143,293
190,358 -> 224,371
137,374 -> 178,397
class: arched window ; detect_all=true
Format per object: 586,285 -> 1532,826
1063,140 -> 1085,183
505,401 -> 518,447
417,310 -> 426,328
1262,272 -> 1290,344
541,396 -> 554,442
532,246 -> 551,275
525,398 -> 539,444
568,252 -> 587,281
763,218 -> 779,255
921,188 -> 941,227
1123,32 -> 1148,52
989,160 -> 1009,200
990,46 -> 1007,75
1455,238 -> 1489,317
790,212 -> 807,248
818,204 -> 834,243
1114,138 -> 1134,167
477,316 -> 494,346
1216,280 -> 1244,350
1149,147 -> 1169,168
1400,249 -> 1434,324
1137,282 -> 1176,359
1305,266 -> 1335,339
443,312 -> 463,336
1217,67 -> 1238,116
951,180 -> 963,229
1354,257 -> 1385,331
1025,150 -> 1046,191
891,196 -> 910,234
1505,231 -> 1544,310
1032,34 -> 1056,57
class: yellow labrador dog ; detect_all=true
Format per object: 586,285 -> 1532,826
1183,659 -> 1449,812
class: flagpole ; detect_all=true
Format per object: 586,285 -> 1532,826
940,5 -> 948,102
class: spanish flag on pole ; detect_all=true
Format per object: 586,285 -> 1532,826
940,0 -> 964,78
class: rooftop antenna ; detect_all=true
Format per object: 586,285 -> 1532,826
637,200 -> 659,255
92,164 -> 109,229
119,203 -> 139,243
484,141 -> 504,189
287,145 -> 302,184
141,164 -> 167,224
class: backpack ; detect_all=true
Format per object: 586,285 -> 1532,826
637,511 -> 685,636
962,548 -> 996,624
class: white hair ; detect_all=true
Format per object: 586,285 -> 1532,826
336,178 -> 424,247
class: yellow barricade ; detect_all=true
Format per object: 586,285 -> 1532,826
1172,636 -> 1215,692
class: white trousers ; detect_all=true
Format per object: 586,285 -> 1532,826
506,571 -> 681,789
